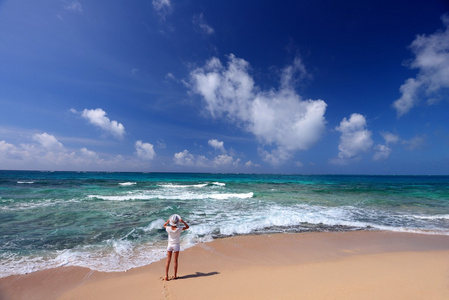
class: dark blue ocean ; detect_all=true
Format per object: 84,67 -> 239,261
1,171 -> 448,277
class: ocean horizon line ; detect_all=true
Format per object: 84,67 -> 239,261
1,169 -> 448,177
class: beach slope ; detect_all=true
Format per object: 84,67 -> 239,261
1,231 -> 449,300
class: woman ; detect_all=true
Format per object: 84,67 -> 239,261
163,214 -> 189,281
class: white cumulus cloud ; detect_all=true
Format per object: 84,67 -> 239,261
190,54 -> 327,165
135,140 -> 156,160
335,113 -> 373,161
373,131 -> 399,161
213,154 -> 238,167
78,108 -> 126,139
373,144 -> 391,161
32,132 -> 64,150
258,147 -> 291,166
380,131 -> 399,144
1,134 -> 74,169
0,140 -> 23,161
173,140 -> 240,169
393,14 -> 449,116
173,150 -> 207,167
80,147 -> 100,160
244,160 -> 260,168
208,139 -> 226,153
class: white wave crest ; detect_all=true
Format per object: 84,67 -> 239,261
0,198 -> 81,211
142,219 -> 165,232
88,191 -> 254,201
188,204 -> 449,239
159,183 -> 208,188
118,182 -> 137,186
159,182 -> 225,189
411,214 -> 449,220
210,192 -> 253,200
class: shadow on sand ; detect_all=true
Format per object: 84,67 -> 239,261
178,271 -> 220,280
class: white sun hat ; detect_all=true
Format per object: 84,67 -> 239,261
169,214 -> 181,226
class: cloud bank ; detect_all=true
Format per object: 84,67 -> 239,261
1,133 -> 103,170
173,139 -> 243,170
393,14 -> 449,116
0,133 -> 155,171
189,54 -> 327,165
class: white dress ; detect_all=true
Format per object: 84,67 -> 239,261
166,226 -> 182,252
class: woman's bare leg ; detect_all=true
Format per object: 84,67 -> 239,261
165,251 -> 172,280
173,251 -> 179,279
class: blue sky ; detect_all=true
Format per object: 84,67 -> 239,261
1,0 -> 449,174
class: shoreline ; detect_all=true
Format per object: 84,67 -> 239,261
1,231 -> 449,299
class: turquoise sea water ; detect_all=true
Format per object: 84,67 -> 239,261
1,171 -> 448,277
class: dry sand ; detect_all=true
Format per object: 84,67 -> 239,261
1,231 -> 449,300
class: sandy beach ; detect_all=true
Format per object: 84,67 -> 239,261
1,231 -> 449,300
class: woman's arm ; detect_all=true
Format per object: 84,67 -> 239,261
180,219 -> 189,230
163,219 -> 170,228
